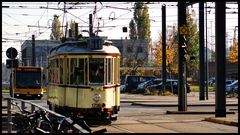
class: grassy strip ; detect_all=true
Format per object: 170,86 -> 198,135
190,85 -> 214,92
2,89 -> 9,93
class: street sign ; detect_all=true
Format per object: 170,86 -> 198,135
6,59 -> 18,68
6,47 -> 18,59
180,26 -> 188,35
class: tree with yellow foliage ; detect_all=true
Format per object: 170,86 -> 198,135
51,14 -> 62,40
228,40 -> 238,63
154,34 -> 178,75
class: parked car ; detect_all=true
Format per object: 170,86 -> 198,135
136,78 -> 162,92
208,77 -> 215,86
232,86 -> 238,97
124,75 -> 156,93
120,85 -> 126,92
213,80 -> 237,92
120,76 -> 126,92
226,80 -> 238,94
147,79 -> 190,94
226,80 -> 235,85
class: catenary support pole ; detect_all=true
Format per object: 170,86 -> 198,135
162,4 -> 166,93
178,1 -> 187,111
32,35 -> 36,66
199,2 -> 205,100
215,2 -> 226,117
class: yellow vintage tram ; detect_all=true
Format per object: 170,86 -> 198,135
47,36 -> 120,123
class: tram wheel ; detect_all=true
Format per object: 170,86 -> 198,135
110,116 -> 117,121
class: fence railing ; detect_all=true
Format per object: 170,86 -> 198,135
6,97 -> 90,133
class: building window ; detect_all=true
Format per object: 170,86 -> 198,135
137,46 -> 143,53
127,46 -> 133,53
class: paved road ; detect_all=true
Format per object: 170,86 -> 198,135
2,92 -> 238,133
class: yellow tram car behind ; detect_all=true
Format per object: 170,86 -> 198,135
47,37 -> 120,122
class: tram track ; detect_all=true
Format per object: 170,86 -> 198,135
110,125 -> 135,133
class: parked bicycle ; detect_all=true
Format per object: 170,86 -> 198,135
11,102 -> 41,133
11,101 -> 106,133
226,86 -> 238,98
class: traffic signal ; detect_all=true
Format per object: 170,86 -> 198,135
181,36 -> 188,61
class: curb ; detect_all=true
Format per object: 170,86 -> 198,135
204,117 -> 238,127
166,110 -> 235,114
131,102 -> 238,107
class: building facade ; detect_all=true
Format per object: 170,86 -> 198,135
21,40 -> 60,73
110,38 -> 149,67
208,61 -> 238,79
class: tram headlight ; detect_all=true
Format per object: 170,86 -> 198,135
92,93 -> 101,102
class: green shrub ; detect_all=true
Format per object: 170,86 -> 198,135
190,85 -> 214,92
2,85 -> 9,91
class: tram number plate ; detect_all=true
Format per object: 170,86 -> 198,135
92,104 -> 101,108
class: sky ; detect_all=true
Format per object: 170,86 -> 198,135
2,2 -> 238,63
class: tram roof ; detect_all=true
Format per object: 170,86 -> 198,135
49,39 -> 120,56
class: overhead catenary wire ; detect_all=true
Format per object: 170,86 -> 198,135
4,10 -> 64,44
3,2 -> 238,41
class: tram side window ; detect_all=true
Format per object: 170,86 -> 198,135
70,58 -> 77,84
114,57 -> 119,84
49,59 -> 58,83
89,58 -> 104,84
117,57 -> 120,84
59,58 -> 63,84
48,61 -> 53,83
107,58 -> 113,84
55,59 -> 59,83
76,59 -> 84,85
66,58 -> 69,84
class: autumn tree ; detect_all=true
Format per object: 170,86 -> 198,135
129,19 -> 137,39
132,2 -> 151,47
154,9 -> 199,79
51,14 -> 62,40
228,40 -> 238,63
154,29 -> 178,77
185,8 -> 199,79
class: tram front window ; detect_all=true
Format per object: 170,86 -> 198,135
16,72 -> 41,89
89,58 -> 104,84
